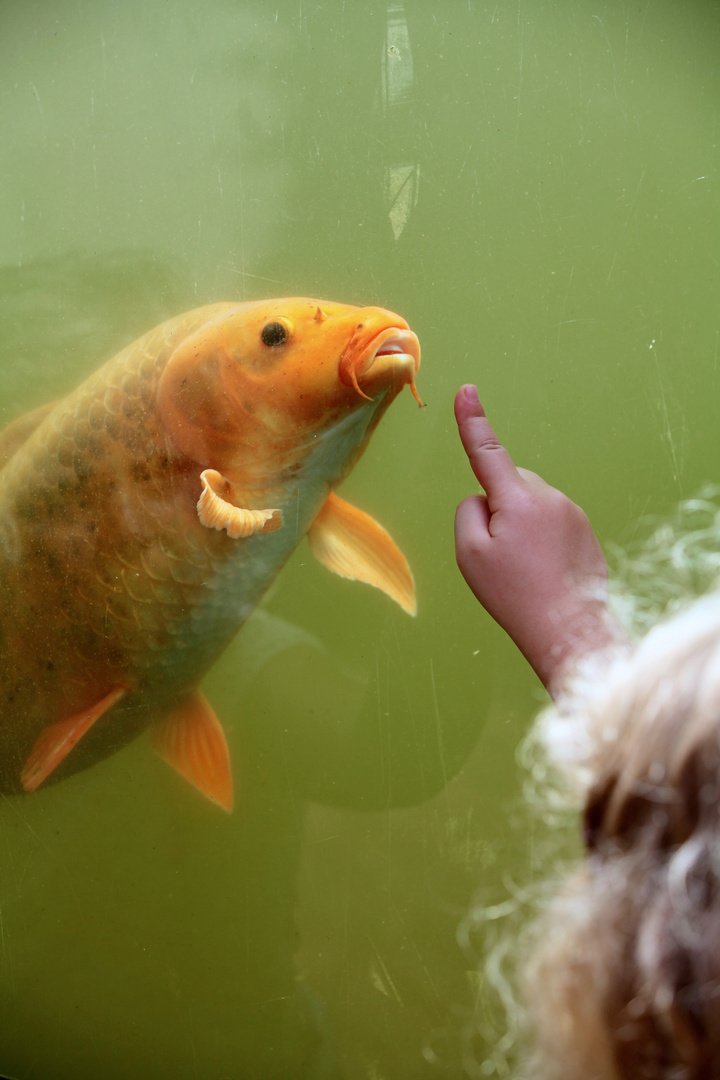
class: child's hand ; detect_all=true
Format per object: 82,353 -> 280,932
454,384 -> 621,693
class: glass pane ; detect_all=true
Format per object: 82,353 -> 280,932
1,2 -> 718,1076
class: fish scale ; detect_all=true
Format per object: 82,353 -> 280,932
0,297 -> 421,808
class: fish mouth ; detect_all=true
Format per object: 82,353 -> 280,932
340,327 -> 423,407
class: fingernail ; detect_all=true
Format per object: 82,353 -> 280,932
463,384 -> 479,403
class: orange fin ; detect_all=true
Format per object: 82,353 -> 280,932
307,492 -> 416,616
197,469 -> 283,539
21,686 -> 127,793
152,690 -> 234,811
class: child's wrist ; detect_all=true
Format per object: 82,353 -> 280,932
540,606 -> 628,697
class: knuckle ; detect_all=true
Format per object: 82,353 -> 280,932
472,435 -> 504,456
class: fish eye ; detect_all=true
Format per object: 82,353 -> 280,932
261,320 -> 290,347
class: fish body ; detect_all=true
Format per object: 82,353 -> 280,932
0,298 -> 421,808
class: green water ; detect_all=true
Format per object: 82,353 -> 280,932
1,2 -> 719,1077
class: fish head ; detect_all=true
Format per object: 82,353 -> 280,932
158,297 -> 421,485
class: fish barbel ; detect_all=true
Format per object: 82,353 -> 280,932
0,298 -> 422,810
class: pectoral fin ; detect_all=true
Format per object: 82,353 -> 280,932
197,469 -> 283,539
21,686 -> 127,792
307,492 -> 416,616
152,690 -> 234,811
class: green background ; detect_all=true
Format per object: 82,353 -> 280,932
0,2 -> 718,1077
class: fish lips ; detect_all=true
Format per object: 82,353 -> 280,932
340,327 -> 422,405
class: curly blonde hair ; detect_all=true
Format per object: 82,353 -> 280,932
519,591 -> 720,1080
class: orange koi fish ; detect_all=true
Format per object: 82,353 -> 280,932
0,299 -> 421,810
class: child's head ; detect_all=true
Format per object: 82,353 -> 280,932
519,590 -> 720,1080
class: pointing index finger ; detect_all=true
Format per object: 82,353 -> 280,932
454,385 -> 521,503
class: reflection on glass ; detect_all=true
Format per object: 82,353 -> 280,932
1,1 -> 719,1077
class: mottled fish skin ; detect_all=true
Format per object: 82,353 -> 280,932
0,299 -> 421,800
0,307 -> 215,790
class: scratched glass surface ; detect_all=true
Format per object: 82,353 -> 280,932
0,2 -> 719,1078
